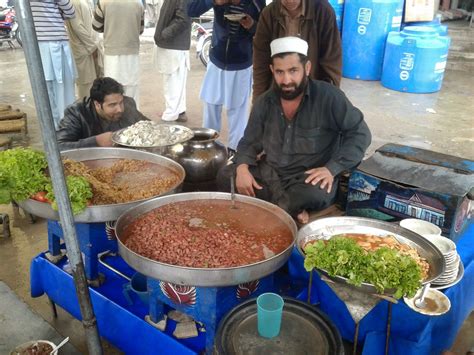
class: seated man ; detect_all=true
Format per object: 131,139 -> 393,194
56,77 -> 149,151
217,37 -> 371,224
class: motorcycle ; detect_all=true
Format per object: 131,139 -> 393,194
0,6 -> 22,48
192,20 -> 212,67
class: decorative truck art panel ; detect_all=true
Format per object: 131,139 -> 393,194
346,144 -> 473,242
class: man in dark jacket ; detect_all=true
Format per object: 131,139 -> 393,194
57,77 -> 149,151
217,37 -> 370,224
154,0 -> 191,122
252,0 -> 342,102
188,0 -> 265,155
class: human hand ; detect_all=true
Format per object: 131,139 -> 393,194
236,164 -> 262,197
304,167 -> 334,193
95,132 -> 114,147
239,14 -> 254,29
214,0 -> 229,5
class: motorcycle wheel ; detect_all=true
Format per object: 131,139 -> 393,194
15,28 -> 22,47
199,37 -> 211,67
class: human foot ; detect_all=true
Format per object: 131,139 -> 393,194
297,210 -> 309,224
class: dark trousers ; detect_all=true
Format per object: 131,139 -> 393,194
217,163 -> 337,216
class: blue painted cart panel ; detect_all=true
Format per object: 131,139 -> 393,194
30,253 -> 203,354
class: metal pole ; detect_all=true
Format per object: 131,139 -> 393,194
14,1 -> 103,353
353,322 -> 359,355
385,302 -> 392,355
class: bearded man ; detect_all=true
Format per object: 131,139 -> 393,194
217,37 -> 371,224
57,77 -> 149,151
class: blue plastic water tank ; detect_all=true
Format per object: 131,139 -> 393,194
328,0 -> 344,33
402,15 -> 448,36
342,0 -> 404,80
381,26 -> 451,93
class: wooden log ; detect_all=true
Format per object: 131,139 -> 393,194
0,110 -> 25,121
0,118 -> 27,135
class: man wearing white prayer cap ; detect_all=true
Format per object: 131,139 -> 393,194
270,36 -> 309,57
252,0 -> 342,102
217,37 -> 371,224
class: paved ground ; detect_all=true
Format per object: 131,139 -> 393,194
0,23 -> 473,354
0,281 -> 81,354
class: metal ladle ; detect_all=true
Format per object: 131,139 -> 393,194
414,283 -> 431,308
230,175 -> 237,209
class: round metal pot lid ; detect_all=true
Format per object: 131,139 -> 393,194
214,297 -> 344,355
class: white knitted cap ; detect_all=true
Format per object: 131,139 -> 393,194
270,37 -> 308,57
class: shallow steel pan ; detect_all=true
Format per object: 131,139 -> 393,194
111,123 -> 194,155
297,216 -> 445,295
17,147 -> 185,223
115,192 -> 298,287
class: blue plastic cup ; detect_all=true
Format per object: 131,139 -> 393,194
123,273 -> 149,305
257,293 -> 284,338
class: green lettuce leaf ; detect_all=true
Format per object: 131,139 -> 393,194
304,237 -> 422,298
46,175 -> 93,215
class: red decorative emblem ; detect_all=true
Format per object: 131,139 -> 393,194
105,221 -> 116,240
160,282 -> 196,307
454,198 -> 471,233
236,280 -> 259,299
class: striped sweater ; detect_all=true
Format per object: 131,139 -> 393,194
31,0 -> 75,41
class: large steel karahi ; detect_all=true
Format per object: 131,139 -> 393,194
297,216 -> 445,295
17,147 -> 185,223
115,192 -> 298,287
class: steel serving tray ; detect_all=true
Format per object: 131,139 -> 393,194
115,192 -> 298,287
111,123 -> 194,152
214,297 -> 343,355
17,147 -> 185,223
297,216 -> 445,295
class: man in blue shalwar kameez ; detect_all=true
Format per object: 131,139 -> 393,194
187,0 -> 265,156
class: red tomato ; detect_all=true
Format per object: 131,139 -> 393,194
31,191 -> 50,203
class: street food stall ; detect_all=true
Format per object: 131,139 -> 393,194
6,1 -> 473,354
7,139 -> 471,354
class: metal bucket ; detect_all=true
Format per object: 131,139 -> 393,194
214,297 -> 344,354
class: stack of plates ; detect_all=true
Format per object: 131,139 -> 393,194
429,235 -> 462,288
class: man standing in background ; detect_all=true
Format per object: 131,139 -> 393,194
154,0 -> 191,122
92,0 -> 144,106
188,0 -> 265,157
252,0 -> 342,102
30,0 -> 76,130
145,0 -> 161,27
66,0 -> 103,100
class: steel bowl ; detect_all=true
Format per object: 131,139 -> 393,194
111,123 -> 194,155
115,192 -> 298,287
17,147 -> 185,223
297,216 -> 445,295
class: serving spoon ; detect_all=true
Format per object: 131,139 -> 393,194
50,336 -> 69,354
414,283 -> 430,308
230,176 -> 237,209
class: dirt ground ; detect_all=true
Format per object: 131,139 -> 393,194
0,29 -> 473,354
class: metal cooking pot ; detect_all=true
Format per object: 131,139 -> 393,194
17,147 -> 185,223
115,192 -> 298,287
163,128 -> 227,183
